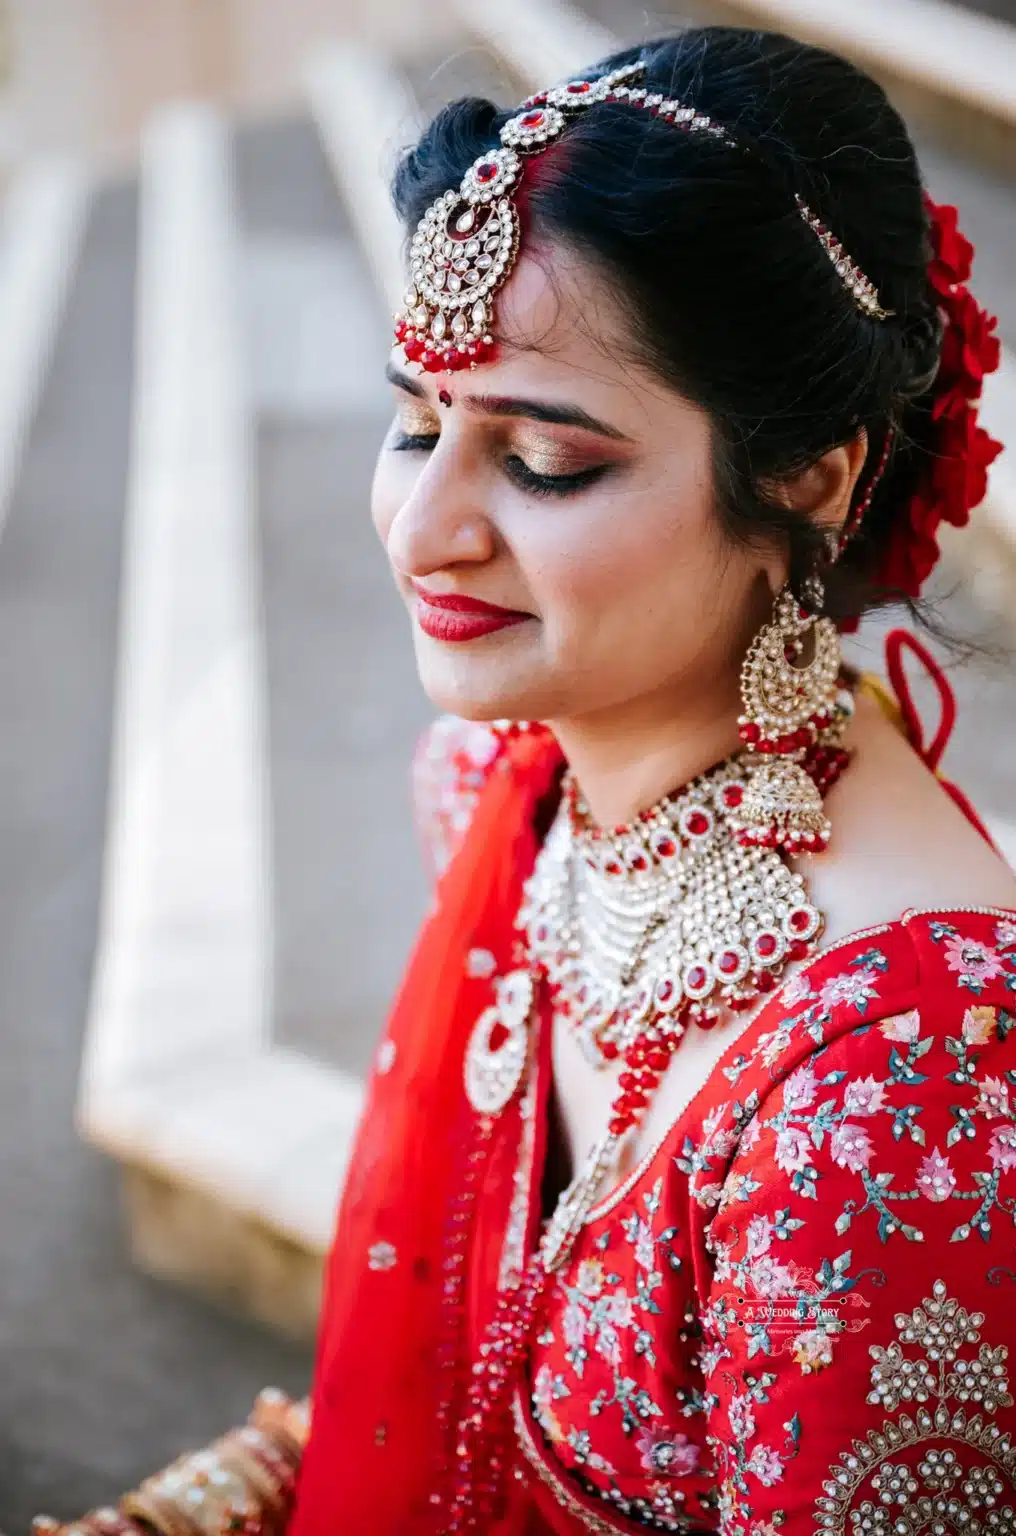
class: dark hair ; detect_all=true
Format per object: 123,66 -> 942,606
391,26 -> 944,626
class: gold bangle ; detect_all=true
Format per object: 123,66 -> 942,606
216,1434 -> 286,1519
249,1390 -> 310,1465
121,1444 -> 261,1536
119,1484 -> 195,1536
230,1426 -> 299,1497
32,1513 -> 149,1536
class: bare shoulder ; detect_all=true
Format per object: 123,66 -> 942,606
800,689 -> 1016,947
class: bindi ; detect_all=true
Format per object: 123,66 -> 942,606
439,389 -> 452,408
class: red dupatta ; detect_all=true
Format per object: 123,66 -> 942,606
289,725 -> 564,1535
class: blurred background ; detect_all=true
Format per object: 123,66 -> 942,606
0,0 -> 1014,1526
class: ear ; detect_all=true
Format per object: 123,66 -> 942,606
755,430 -> 869,599
779,429 -> 869,536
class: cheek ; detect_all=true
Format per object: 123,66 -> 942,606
534,460 -> 726,647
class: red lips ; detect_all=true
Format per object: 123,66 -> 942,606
411,582 -> 532,643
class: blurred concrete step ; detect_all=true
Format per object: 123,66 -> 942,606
0,163 -> 312,1529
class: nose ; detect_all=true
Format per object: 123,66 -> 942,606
385,438 -> 496,581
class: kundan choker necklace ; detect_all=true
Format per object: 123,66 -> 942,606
449,598 -> 854,1530
529,753 -> 827,1067
465,674 -> 854,1272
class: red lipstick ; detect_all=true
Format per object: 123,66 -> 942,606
411,583 -> 531,643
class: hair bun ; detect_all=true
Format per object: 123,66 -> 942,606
900,304 -> 945,399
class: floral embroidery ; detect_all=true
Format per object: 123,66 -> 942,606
963,1005 -> 999,1045
706,1376 -> 800,1535
815,1278 -> 1016,1534
411,715 -> 501,878
878,1008 -> 921,1042
367,1241 -> 397,1271
722,946 -> 893,1096
717,1007 -> 1016,1245
466,946 -> 497,978
638,1427 -> 700,1477
818,965 -> 882,1013
930,919 -> 1016,996
916,1146 -> 957,1200
522,916 -> 1016,1533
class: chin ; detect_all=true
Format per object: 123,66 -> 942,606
415,646 -> 549,724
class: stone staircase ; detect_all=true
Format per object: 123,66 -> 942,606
4,1 -> 1016,1523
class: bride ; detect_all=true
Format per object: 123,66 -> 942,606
45,24 -> 1016,1536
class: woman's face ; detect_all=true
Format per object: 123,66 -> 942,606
372,242 -> 780,729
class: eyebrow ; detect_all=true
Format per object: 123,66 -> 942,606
384,360 -> 632,442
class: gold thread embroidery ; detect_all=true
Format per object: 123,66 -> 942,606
813,1279 -> 1016,1535
512,1391 -> 709,1535
499,1058 -> 539,1290
512,1392 -> 635,1534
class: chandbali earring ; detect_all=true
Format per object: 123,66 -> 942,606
732,576 -> 851,855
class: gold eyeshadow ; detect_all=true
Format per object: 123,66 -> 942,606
395,404 -> 440,436
509,428 -> 601,478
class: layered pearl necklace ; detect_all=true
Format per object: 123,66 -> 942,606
465,696 -> 851,1265
523,755 -> 824,1066
528,732 -> 847,1267
450,710 -> 851,1531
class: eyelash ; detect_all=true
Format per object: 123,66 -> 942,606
389,430 -> 611,499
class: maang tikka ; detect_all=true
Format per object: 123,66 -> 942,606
392,61 -> 892,375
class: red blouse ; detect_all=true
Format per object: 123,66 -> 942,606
414,718 -> 1016,1535
510,904 -> 1016,1534
291,714 -> 1016,1536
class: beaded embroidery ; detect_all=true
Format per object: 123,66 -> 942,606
814,1278 -> 1016,1534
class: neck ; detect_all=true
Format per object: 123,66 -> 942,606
546,677 -> 743,830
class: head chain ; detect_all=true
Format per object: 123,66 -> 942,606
393,60 -> 893,374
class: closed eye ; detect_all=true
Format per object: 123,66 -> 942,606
389,431 -> 614,499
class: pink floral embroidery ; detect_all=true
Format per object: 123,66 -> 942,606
916,1147 -> 957,1201
783,1064 -> 818,1110
774,1126 -> 812,1173
943,933 -> 1005,985
819,966 -> 881,1012
791,1330 -> 835,1373
989,1124 -> 1016,1172
747,1254 -> 796,1299
748,1446 -> 787,1487
977,1076 -> 1011,1119
842,1075 -> 887,1116
879,1009 -> 921,1042
782,973 -> 815,1008
830,1123 -> 874,1171
637,1427 -> 700,1477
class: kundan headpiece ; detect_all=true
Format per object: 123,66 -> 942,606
393,60 -> 1002,603
393,59 -> 891,375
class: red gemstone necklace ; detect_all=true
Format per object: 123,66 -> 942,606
446,704 -> 851,1530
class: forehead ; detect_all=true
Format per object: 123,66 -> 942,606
491,243 -> 627,362
439,243 -> 692,428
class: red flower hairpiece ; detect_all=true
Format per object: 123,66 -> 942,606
872,193 -> 1002,598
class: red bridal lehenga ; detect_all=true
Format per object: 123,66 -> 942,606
29,52 -> 1016,1536
289,66 -> 1016,1536
290,658 -> 1016,1536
